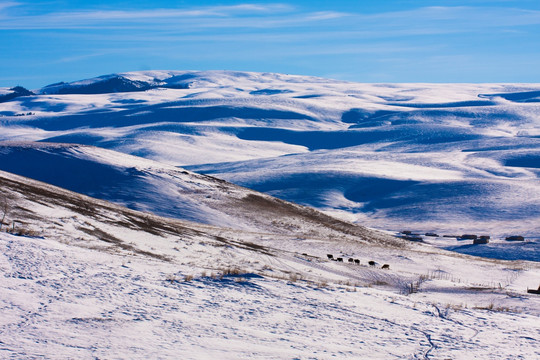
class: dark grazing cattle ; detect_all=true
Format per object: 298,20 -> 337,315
368,261 -> 376,267
473,237 -> 489,245
506,235 -> 525,241
348,258 -> 354,263
337,257 -> 344,262
354,259 -> 360,265
327,254 -> 333,259
381,264 -> 390,270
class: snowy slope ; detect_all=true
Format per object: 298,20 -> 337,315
0,70 -> 539,241
0,142 -> 397,247
1,169 -> 539,359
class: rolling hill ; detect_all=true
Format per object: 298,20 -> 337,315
1,70 -> 539,239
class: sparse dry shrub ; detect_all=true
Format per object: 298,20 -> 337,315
289,273 -> 300,282
445,303 -> 465,311
223,267 -> 242,276
0,195 -> 9,231
471,303 -> 520,313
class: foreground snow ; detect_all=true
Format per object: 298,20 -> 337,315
2,232 -> 539,359
1,170 -> 539,359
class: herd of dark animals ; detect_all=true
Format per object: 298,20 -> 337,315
325,254 -> 390,270
400,231 -> 527,243
315,234 -> 538,294
321,252 -> 539,294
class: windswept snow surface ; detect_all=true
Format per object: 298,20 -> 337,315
0,170 -> 539,359
0,70 -> 539,250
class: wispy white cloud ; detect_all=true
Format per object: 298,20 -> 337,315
359,6 -> 540,32
53,51 -> 114,64
56,4 -> 294,21
0,1 -> 20,12
0,3 -> 350,30
1,3 -> 539,36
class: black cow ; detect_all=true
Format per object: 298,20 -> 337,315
348,258 -> 354,263
368,261 -> 376,267
354,259 -> 360,265
327,254 -> 333,259
506,236 -> 525,241
337,257 -> 344,262
381,264 -> 390,270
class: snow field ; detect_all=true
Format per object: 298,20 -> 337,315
1,168 -> 539,358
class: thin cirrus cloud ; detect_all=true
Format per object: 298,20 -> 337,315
0,1 -> 19,11
1,2 -> 538,34
0,3 -> 302,29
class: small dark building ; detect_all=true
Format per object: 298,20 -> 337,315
403,235 -> 423,242
506,236 -> 525,241
473,237 -> 489,245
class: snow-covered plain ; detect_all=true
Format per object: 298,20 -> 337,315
0,70 -> 539,249
1,169 -> 539,359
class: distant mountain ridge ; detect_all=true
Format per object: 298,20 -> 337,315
0,86 -> 34,103
35,70 -> 329,95
38,72 -> 193,95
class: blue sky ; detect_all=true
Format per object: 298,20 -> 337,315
1,0 -> 540,88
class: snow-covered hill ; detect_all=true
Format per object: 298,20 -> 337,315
1,169 -> 539,358
0,142 -> 397,249
0,70 -> 539,241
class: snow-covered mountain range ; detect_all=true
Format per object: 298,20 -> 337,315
1,70 -> 539,237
